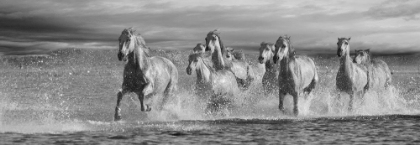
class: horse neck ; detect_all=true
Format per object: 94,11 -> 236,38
339,45 -> 353,74
196,59 -> 212,84
265,58 -> 278,73
212,41 -> 225,70
279,46 -> 295,74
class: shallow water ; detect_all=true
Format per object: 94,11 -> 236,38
1,49 -> 420,144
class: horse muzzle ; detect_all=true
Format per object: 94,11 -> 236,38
186,67 -> 192,75
337,51 -> 342,57
258,56 -> 264,64
273,56 -> 279,64
118,52 -> 129,62
118,52 -> 123,61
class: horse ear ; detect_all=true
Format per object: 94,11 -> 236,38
348,37 -> 351,41
366,49 -> 370,52
287,36 -> 291,39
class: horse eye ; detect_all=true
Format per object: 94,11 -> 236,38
344,42 -> 348,45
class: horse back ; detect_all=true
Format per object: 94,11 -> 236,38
149,56 -> 178,90
371,59 -> 391,74
367,59 -> 392,89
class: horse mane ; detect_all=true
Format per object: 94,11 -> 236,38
279,35 -> 295,57
123,28 -> 151,57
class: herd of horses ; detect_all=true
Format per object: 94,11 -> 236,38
113,28 -> 392,121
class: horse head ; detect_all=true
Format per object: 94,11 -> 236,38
353,49 -> 371,64
205,29 -> 225,55
225,47 -> 234,60
186,53 -> 199,75
337,37 -> 351,57
118,28 -> 148,62
273,35 -> 293,63
193,43 -> 207,54
258,42 -> 275,64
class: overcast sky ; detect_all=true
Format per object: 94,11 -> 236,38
0,0 -> 419,55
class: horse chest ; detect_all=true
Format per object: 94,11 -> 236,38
336,69 -> 356,91
123,69 -> 147,90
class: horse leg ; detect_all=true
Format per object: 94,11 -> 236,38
292,92 -> 299,116
278,91 -> 286,112
161,81 -> 176,111
114,89 -> 127,121
348,92 -> 354,112
138,83 -> 154,112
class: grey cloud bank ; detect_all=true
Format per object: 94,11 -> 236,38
0,0 -> 419,55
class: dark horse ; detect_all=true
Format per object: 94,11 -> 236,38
114,28 -> 178,121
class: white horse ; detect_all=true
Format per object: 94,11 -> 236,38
273,35 -> 318,116
114,28 -> 178,121
336,37 -> 368,112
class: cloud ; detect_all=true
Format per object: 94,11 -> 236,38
365,0 -> 420,20
0,0 -> 419,55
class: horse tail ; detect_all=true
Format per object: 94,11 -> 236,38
384,62 -> 392,89
304,60 -> 318,94
162,61 -> 179,110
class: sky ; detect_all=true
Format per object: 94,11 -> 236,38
0,0 -> 420,55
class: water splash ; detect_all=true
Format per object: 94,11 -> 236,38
1,49 -> 420,134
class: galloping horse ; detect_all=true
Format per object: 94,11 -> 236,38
114,28 -> 178,121
258,42 -> 280,94
353,49 -> 392,90
186,52 -> 239,114
205,30 -> 255,89
336,37 -> 368,111
273,35 -> 318,116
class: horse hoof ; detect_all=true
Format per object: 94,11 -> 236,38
114,115 -> 122,121
278,106 -> 285,112
293,108 -> 299,116
145,105 -> 152,112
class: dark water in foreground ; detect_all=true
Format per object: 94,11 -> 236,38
1,115 -> 420,144
1,49 -> 420,144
